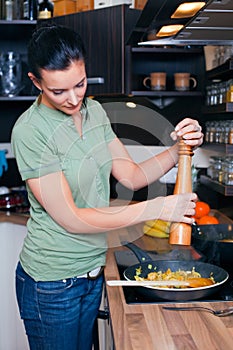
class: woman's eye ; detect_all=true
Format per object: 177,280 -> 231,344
53,90 -> 63,95
76,82 -> 85,88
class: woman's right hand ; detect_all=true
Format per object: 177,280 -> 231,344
147,193 -> 197,225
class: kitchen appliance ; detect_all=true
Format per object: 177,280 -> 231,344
192,223 -> 233,267
114,245 -> 233,304
127,0 -> 233,46
124,259 -> 228,301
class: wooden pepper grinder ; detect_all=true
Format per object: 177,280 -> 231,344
169,139 -> 194,245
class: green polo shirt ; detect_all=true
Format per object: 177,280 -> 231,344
11,97 -> 116,281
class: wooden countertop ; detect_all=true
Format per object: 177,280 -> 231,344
0,211 -> 29,225
2,207 -> 233,349
105,224 -> 233,350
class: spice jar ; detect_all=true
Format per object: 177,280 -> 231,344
207,156 -> 223,181
223,158 -> 233,185
226,79 -> 233,103
228,121 -> 233,145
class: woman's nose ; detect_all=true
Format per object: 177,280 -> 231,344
67,90 -> 79,105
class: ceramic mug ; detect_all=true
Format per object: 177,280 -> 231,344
174,73 -> 197,91
143,72 -> 166,91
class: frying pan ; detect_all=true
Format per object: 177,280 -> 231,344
122,242 -> 229,301
192,223 -> 233,267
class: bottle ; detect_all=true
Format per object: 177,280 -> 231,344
13,0 -> 24,19
23,0 -> 38,20
23,0 -> 29,19
38,0 -> 54,19
5,0 -> 13,20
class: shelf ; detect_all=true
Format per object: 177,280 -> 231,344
131,47 -> 203,54
202,103 -> 233,114
207,58 -> 233,81
200,175 -> 233,196
0,96 -> 37,101
131,91 -> 202,97
202,143 -> 233,155
0,20 -> 36,40
0,20 -> 37,25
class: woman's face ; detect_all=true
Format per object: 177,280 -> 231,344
30,60 -> 87,115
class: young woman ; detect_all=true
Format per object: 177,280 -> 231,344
11,24 -> 203,350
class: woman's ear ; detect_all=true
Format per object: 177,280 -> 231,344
28,73 -> 42,91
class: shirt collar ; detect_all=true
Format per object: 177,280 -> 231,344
35,97 -> 89,122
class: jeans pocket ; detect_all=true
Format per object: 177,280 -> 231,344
36,279 -> 73,295
15,270 -> 26,317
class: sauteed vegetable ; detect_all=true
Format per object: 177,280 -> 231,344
134,266 -> 215,289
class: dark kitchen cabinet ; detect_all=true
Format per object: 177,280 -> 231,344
51,6 -> 206,100
0,20 -> 37,142
125,46 -> 205,97
51,5 -> 141,96
200,58 -> 233,196
0,20 -> 37,187
202,57 -> 233,118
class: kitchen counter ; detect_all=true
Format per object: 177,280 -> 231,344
0,211 -> 29,225
105,224 -> 233,350
2,210 -> 233,349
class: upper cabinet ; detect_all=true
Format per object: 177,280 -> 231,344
51,5 -> 141,96
0,20 -> 37,142
51,5 -> 206,99
0,19 -> 37,99
125,46 -> 205,97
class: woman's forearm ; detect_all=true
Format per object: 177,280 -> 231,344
125,143 -> 179,190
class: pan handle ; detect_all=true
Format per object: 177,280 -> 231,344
121,241 -> 155,263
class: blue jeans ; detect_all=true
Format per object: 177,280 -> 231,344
15,262 -> 103,350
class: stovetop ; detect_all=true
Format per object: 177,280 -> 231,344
114,250 -> 233,304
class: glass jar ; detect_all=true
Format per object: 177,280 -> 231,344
210,83 -> 218,105
208,121 -> 216,143
214,121 -> 223,143
205,121 -> 210,143
218,81 -> 227,104
223,120 -> 230,144
207,156 -> 224,181
205,86 -> 212,106
223,158 -> 233,185
226,79 -> 233,103
228,121 -> 233,144
207,156 -> 215,178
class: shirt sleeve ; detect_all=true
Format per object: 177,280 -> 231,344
11,123 -> 61,181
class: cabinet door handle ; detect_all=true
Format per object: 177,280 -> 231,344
87,77 -> 104,85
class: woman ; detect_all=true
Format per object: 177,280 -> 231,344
11,24 -> 203,350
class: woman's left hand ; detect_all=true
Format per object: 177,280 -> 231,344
170,117 -> 203,148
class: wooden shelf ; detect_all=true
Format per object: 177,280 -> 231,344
200,175 -> 233,196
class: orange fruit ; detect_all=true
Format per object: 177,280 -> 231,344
198,215 -> 219,225
194,201 -> 210,219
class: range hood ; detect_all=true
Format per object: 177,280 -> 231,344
127,0 -> 233,46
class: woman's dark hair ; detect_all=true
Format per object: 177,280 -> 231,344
28,23 -> 86,80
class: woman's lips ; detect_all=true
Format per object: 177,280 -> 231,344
65,105 -> 80,112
